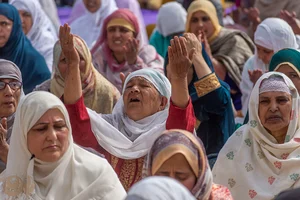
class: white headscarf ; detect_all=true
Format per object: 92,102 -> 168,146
0,91 -> 126,200
87,68 -> 171,159
125,176 -> 196,200
156,2 -> 187,37
214,72 -> 300,200
240,18 -> 298,117
10,0 -> 58,72
70,0 -> 117,49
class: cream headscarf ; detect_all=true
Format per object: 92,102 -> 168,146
50,35 -> 119,114
0,91 -> 126,200
213,72 -> 300,199
185,0 -> 222,43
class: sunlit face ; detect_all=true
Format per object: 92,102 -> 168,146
83,0 -> 101,13
0,15 -> 13,48
123,77 -> 167,121
18,10 -> 33,35
189,10 -> 215,38
27,109 -> 69,162
107,26 -> 135,54
58,52 -> 86,79
0,78 -> 21,118
256,44 -> 274,64
259,91 -> 292,136
154,153 -> 197,191
276,64 -> 300,93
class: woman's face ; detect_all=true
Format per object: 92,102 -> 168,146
256,44 -> 274,65
0,78 -> 22,118
107,26 -> 135,54
83,0 -> 101,13
18,10 -> 33,35
276,64 -> 300,93
27,108 -> 69,162
58,51 -> 86,79
259,91 -> 292,136
154,153 -> 197,191
123,77 -> 167,121
0,15 -> 13,48
189,10 -> 215,38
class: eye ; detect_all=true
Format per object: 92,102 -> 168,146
277,98 -> 289,104
54,124 -> 67,130
0,22 -> 8,26
191,17 -> 198,23
120,27 -> 130,33
202,16 -> 210,22
34,127 -> 47,132
259,100 -> 269,104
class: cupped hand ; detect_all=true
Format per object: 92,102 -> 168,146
244,7 -> 261,24
248,69 -> 264,85
183,33 -> 203,57
124,38 -> 139,65
280,10 -> 300,35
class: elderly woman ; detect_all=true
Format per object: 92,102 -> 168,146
34,35 -> 120,114
125,176 -> 196,200
240,18 -> 298,119
0,91 -> 126,199
59,23 -> 196,190
144,129 -> 233,199
149,2 -> 187,58
0,59 -> 23,172
186,0 -> 254,113
213,72 -> 300,199
70,0 -> 117,48
91,9 -> 164,92
0,3 -> 50,94
10,0 -> 58,72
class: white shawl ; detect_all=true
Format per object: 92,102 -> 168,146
213,72 -> 300,200
88,69 -> 171,159
10,0 -> 58,72
240,18 -> 298,118
70,0 -> 117,49
0,91 -> 126,200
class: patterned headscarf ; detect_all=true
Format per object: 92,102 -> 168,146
144,129 -> 213,200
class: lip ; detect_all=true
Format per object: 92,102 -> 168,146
43,145 -> 59,150
2,101 -> 14,107
266,115 -> 282,122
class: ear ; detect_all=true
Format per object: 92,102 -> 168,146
159,96 -> 168,111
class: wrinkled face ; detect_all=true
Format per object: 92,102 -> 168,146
256,44 -> 274,65
154,153 -> 197,191
83,0 -> 101,13
27,109 -> 69,162
259,91 -> 292,135
58,51 -> 86,79
18,10 -> 33,35
107,26 -> 135,54
123,77 -> 167,121
189,10 -> 215,38
0,78 -> 22,118
0,15 -> 13,48
276,64 -> 300,93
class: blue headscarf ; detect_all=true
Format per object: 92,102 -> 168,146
0,3 -> 50,94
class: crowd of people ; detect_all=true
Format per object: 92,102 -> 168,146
1,0 -> 300,199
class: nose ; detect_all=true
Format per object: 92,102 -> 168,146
46,127 -> 58,141
3,84 -> 13,97
113,29 -> 121,37
130,85 -> 140,93
269,101 -> 278,112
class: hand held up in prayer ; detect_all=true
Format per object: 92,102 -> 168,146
0,118 -> 8,164
201,32 -> 213,59
168,36 -> 194,81
280,10 -> 300,35
183,33 -> 203,60
248,69 -> 264,85
123,38 -> 139,65
244,7 -> 261,24
59,24 -> 80,68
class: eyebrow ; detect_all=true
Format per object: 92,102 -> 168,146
33,119 -> 65,126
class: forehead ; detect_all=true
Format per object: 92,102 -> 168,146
259,91 -> 291,98
192,10 -> 209,18
37,108 -> 65,122
255,44 -> 273,52
0,15 -> 12,22
0,78 -> 17,82
126,76 -> 151,84
277,64 -> 298,73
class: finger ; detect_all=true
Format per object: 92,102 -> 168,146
123,45 -> 128,53
188,48 -> 195,61
170,39 -> 177,58
174,36 -> 182,58
168,46 -> 173,62
1,118 -> 7,131
133,39 -> 139,49
179,37 -> 188,57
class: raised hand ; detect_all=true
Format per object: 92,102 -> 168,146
120,72 -> 131,92
200,31 -> 213,59
183,33 -> 203,58
280,10 -> 300,35
248,69 -> 264,85
0,118 -> 8,163
168,36 -> 195,81
244,7 -> 261,24
59,24 -> 80,67
123,38 -> 139,65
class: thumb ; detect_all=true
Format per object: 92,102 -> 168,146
120,72 -> 125,83
188,48 -> 196,60
1,118 -> 7,130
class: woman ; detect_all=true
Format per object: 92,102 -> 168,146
269,48 -> 300,93
0,3 -> 50,94
144,129 -> 233,200
91,9 -> 164,92
0,59 -> 23,172
213,72 -> 300,199
59,23 -> 196,190
240,18 -> 298,119
10,0 -> 58,72
0,91 -> 126,199
186,0 -> 254,113
125,176 -> 196,200
150,2 -> 187,58
34,35 -> 120,114
70,0 -> 117,48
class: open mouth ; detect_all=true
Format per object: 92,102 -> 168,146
3,101 -> 14,106
130,98 -> 140,103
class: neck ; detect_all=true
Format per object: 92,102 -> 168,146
113,52 -> 125,63
270,127 -> 288,144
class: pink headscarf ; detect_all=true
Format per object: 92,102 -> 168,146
91,9 -> 141,72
